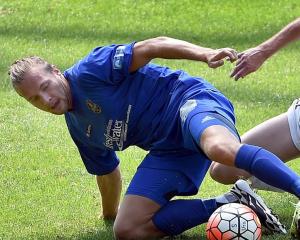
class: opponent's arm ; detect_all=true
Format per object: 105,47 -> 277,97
96,166 -> 122,220
130,36 -> 237,72
231,18 -> 300,80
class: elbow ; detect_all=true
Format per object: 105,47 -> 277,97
152,36 -> 171,42
137,36 -> 169,48
292,17 -> 300,30
135,36 -> 172,58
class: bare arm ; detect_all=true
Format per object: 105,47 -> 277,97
231,18 -> 300,80
129,36 -> 237,72
96,166 -> 122,220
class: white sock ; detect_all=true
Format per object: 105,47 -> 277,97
215,192 -> 239,206
249,176 -> 284,192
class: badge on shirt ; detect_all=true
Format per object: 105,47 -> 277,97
86,99 -> 101,114
86,124 -> 92,138
113,46 -> 125,69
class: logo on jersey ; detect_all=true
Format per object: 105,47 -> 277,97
201,116 -> 215,123
86,100 -> 101,114
113,46 -> 125,69
103,105 -> 132,150
86,124 -> 92,138
104,120 -> 124,150
180,99 -> 198,123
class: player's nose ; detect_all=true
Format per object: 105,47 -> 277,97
40,92 -> 51,107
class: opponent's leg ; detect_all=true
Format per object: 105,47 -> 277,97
209,113 -> 300,188
242,113 -> 300,160
186,112 -> 300,197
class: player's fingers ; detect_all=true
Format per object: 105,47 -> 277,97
213,50 -> 236,62
238,52 -> 245,59
222,48 -> 238,61
235,57 -> 245,66
235,61 -> 246,71
208,60 -> 224,69
233,69 -> 248,81
237,52 -> 245,58
228,48 -> 238,62
230,62 -> 245,78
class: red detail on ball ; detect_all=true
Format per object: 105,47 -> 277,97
206,203 -> 262,240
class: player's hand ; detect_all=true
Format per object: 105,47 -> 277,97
206,48 -> 238,69
230,47 -> 268,80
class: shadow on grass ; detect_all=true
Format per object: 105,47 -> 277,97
1,73 -> 296,108
32,220 -> 114,240
164,234 -> 206,239
2,22 -> 300,49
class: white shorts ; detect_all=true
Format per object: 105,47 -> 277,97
287,98 -> 300,151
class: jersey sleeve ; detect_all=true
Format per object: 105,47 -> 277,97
77,42 -> 136,85
71,134 -> 120,176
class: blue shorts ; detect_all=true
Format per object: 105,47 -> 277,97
179,91 -> 240,152
128,89 -> 241,206
139,111 -> 240,189
182,111 -> 240,153
126,167 -> 197,206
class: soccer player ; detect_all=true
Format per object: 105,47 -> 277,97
209,18 -> 300,190
10,36 -> 300,239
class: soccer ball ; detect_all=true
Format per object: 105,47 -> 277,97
206,203 -> 261,240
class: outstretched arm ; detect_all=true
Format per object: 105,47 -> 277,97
129,36 -> 237,72
231,18 -> 300,80
96,166 -> 122,220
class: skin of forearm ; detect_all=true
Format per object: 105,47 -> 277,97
96,167 -> 122,219
139,36 -> 213,62
258,18 -> 300,58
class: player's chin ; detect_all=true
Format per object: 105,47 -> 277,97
51,110 -> 65,115
48,106 -> 67,115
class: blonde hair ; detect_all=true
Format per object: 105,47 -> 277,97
9,56 -> 53,87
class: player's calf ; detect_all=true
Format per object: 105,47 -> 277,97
209,162 -> 250,184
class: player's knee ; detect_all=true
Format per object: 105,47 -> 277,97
207,141 -> 237,164
113,221 -> 135,239
113,220 -> 148,240
209,162 -> 227,183
209,162 -> 239,184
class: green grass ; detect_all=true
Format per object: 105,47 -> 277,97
1,0 -> 300,239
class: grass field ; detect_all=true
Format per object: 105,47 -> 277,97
1,0 -> 300,239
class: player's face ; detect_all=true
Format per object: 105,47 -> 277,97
15,66 -> 72,115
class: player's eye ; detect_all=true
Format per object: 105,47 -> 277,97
41,82 -> 49,90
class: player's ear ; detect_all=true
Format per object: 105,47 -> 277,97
52,65 -> 62,75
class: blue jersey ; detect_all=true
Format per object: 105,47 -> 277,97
64,42 -> 236,184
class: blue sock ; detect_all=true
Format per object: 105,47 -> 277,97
235,144 -> 300,197
152,199 -> 217,236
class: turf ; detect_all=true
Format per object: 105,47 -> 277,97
1,0 -> 300,239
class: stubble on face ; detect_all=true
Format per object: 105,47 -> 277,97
15,66 -> 73,115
